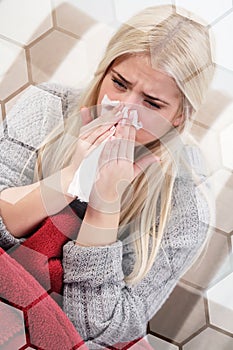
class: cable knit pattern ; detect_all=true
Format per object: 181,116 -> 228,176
0,83 -> 212,349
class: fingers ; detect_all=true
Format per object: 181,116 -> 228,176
114,117 -> 136,162
79,109 -> 122,140
82,122 -> 119,147
80,116 -> 118,137
97,117 -> 136,172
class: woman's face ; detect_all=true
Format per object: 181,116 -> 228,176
97,54 -> 184,145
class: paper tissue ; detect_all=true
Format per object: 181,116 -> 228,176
67,94 -> 142,202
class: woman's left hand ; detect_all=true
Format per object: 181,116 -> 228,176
89,115 -> 160,213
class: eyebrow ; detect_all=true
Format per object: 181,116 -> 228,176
111,68 -> 170,106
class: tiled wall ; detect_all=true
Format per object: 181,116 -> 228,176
0,1 -> 233,349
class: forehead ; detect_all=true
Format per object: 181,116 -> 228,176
110,54 -> 182,99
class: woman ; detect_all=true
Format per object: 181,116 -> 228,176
0,4 -> 215,349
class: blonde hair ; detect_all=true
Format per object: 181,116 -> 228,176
31,5 -> 215,285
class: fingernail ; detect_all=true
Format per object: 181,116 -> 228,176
129,110 -> 138,122
122,107 -> 129,119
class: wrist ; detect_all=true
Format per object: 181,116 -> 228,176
75,205 -> 120,246
88,183 -> 121,214
85,205 -> 121,226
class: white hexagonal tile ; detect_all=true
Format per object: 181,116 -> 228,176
0,302 -> 26,349
114,0 -> 173,23
53,0 -> 116,28
183,327 -> 233,350
50,26 -> 114,87
190,123 -> 222,174
194,66 -> 233,131
145,334 -> 178,349
207,271 -> 233,333
220,123 -> 233,170
69,22 -> 116,82
0,0 -> 53,45
176,0 -> 232,25
7,85 -> 64,149
199,169 -> 233,233
0,38 -> 28,101
211,11 -> 233,71
56,2 -> 114,80
182,229 -> 232,289
29,24 -> 115,88
194,92 -> 233,131
210,65 -> 233,98
30,30 -> 90,88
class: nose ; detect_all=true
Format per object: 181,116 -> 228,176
121,92 -> 141,108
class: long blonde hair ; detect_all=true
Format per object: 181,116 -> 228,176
32,5 -> 215,285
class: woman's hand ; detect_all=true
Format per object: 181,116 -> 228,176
89,114 -> 160,213
67,105 -> 123,175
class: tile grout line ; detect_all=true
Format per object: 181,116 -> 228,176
192,119 -> 214,131
208,7 -> 233,28
227,235 -> 233,271
208,324 -> 233,338
51,3 -> 57,27
214,227 -> 232,237
50,1 -> 81,40
179,324 -> 208,348
54,26 -> 81,41
179,278 -> 205,292
215,63 -> 233,75
3,83 -> 32,105
25,48 -> 33,85
0,33 -> 25,48
147,330 -> 180,347
203,293 -> 210,324
0,102 -> 6,120
26,27 -> 55,50
0,101 -> 6,122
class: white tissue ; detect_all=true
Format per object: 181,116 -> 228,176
67,94 -> 142,202
67,139 -> 108,202
101,94 -> 143,130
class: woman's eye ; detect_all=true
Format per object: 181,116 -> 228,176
111,78 -> 127,90
145,100 -> 161,109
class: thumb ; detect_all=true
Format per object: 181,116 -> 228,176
133,153 -> 160,178
80,106 -> 92,126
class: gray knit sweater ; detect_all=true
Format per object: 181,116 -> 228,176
0,83 -> 212,349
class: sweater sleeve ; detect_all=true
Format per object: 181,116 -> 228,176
0,82 -> 78,250
62,176 -> 211,349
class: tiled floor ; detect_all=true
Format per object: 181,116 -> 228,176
0,1 -> 233,349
